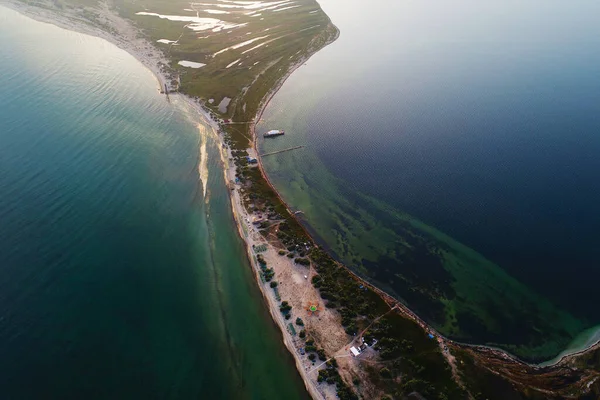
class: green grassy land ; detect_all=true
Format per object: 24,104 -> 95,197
112,0 -> 335,148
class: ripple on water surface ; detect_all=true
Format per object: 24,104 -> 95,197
0,6 -> 308,399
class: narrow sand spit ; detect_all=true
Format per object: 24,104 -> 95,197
5,2 -> 348,397
225,146 -> 348,400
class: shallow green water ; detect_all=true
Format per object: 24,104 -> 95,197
257,0 -> 600,362
0,7 -> 308,398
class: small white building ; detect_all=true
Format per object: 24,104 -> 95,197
350,346 -> 361,357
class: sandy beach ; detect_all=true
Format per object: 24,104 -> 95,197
2,0 -> 221,129
3,1 -> 345,396
223,147 -> 340,399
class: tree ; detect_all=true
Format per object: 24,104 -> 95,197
295,258 -> 310,266
379,367 -> 392,379
308,353 -> 316,361
317,349 -> 327,361
279,301 -> 292,314
270,281 -> 278,288
295,317 -> 304,326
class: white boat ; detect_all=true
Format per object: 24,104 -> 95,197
264,129 -> 285,138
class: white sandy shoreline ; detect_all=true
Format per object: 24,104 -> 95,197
223,149 -> 326,399
1,2 -> 332,397
2,0 -> 218,130
3,1 -> 160,84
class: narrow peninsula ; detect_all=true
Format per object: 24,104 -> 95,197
9,0 -> 600,398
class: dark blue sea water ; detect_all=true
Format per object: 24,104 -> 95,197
0,6 -> 307,398
258,0 -> 600,360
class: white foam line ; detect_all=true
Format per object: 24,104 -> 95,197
198,125 -> 209,198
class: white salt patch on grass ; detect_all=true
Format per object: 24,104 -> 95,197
298,24 -> 321,33
226,58 -> 241,68
219,0 -> 261,4
178,60 -> 207,68
204,9 -> 230,14
241,41 -> 267,54
214,35 -> 269,56
157,39 -> 178,44
257,1 -> 294,11
252,14 -> 262,17
218,97 -> 231,113
136,12 -> 243,32
309,10 -> 318,13
241,34 -> 287,54
193,1 -> 289,10
272,4 -> 301,12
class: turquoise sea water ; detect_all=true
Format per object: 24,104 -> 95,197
0,7 -> 307,398
258,0 -> 600,361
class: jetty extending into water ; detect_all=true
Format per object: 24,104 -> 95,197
260,146 -> 304,157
